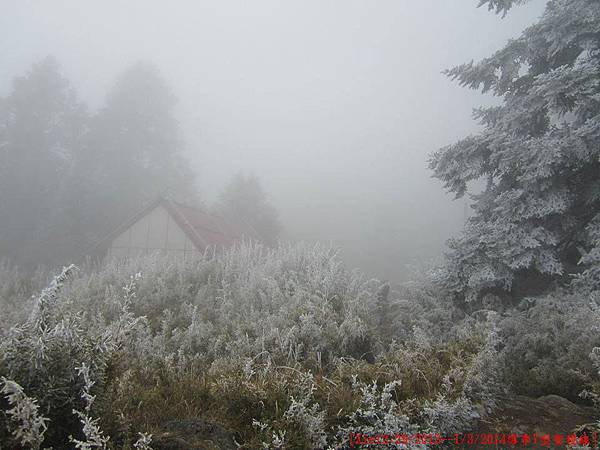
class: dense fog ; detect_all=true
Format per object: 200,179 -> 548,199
4,2 -> 600,448
1,0 -> 544,279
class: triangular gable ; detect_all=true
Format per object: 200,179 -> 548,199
87,197 -> 254,258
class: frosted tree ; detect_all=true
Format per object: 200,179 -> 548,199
429,0 -> 600,302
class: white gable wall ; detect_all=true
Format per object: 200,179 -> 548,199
107,204 -> 200,259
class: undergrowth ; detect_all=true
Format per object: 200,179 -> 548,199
0,242 -> 596,448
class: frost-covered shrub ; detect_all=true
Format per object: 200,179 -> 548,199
0,262 -> 47,331
0,377 -> 48,449
336,377 -> 420,449
0,266 -> 147,447
1,242 -> 506,448
497,289 -> 600,401
387,265 -> 465,344
70,363 -> 110,449
248,370 -> 328,449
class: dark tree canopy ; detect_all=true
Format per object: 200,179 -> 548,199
0,59 -> 199,267
0,57 -> 88,265
430,0 -> 600,301
84,61 -> 197,238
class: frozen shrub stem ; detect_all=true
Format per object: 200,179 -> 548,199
69,363 -> 110,449
0,377 -> 49,449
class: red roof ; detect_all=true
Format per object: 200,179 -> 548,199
88,197 -> 257,256
163,199 -> 255,250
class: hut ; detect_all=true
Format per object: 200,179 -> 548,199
94,197 -> 253,259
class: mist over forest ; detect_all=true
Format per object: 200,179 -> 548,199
3,1 -> 600,449
0,0 -> 545,280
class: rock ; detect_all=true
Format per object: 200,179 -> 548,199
479,394 -> 598,436
152,418 -> 237,450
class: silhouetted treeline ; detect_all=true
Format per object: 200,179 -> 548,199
0,58 -> 283,268
0,57 -> 196,266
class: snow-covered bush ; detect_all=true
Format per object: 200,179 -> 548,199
498,289 -> 600,401
336,377 -> 420,449
0,377 -> 48,449
0,265 -> 148,447
70,363 -> 110,449
0,261 -> 47,331
1,242 -> 505,448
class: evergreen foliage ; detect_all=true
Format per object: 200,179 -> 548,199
430,0 -> 600,301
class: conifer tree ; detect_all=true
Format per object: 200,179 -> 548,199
84,61 -> 197,238
0,57 -> 88,265
429,0 -> 600,301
